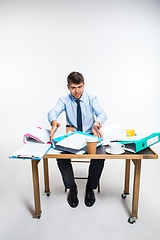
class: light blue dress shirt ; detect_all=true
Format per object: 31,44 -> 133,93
48,92 -> 107,134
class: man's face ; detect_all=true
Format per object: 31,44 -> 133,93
67,83 -> 85,99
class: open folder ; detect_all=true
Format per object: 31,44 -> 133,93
10,143 -> 51,160
23,127 -> 51,144
52,131 -> 103,154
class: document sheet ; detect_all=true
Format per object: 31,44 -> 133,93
10,143 -> 51,159
55,132 -> 95,150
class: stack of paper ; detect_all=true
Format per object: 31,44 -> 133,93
53,131 -> 103,154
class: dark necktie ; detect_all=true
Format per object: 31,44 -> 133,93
76,100 -> 83,131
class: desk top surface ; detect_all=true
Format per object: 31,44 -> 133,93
44,146 -> 158,160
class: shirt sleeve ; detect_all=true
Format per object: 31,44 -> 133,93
48,98 -> 65,125
91,96 -> 107,125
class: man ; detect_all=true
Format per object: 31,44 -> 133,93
48,72 -> 107,208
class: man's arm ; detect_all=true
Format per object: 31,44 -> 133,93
91,96 -> 107,138
48,98 -> 65,140
50,120 -> 61,141
92,121 -> 103,138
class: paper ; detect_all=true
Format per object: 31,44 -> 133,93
116,133 -> 154,142
147,136 -> 158,146
47,148 -> 62,154
56,132 -> 95,150
75,150 -> 86,155
10,142 -> 51,159
102,121 -> 126,145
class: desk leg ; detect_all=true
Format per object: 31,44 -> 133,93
31,160 -> 42,219
43,158 -> 51,196
128,159 -> 141,224
121,159 -> 130,199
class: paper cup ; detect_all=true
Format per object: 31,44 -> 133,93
66,125 -> 74,134
86,137 -> 98,154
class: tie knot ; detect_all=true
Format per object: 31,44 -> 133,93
76,99 -> 80,104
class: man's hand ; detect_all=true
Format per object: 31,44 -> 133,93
92,122 -> 103,138
50,120 -> 61,141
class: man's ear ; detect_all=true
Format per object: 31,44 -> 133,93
67,84 -> 70,90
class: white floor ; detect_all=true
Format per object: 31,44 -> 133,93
1,145 -> 160,240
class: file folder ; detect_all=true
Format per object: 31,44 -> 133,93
116,132 -> 160,153
10,143 -> 51,160
52,131 -> 103,154
23,127 -> 51,144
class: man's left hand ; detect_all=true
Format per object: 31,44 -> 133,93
92,122 -> 103,138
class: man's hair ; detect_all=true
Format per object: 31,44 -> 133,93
67,72 -> 84,85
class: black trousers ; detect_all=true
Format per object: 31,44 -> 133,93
57,158 -> 105,189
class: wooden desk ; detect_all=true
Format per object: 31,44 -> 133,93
31,146 -> 158,223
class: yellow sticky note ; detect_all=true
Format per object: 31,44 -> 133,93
126,129 -> 135,137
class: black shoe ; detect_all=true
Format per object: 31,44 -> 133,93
67,185 -> 79,208
85,186 -> 96,207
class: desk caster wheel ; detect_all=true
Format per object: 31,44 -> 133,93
121,193 -> 127,199
33,211 -> 42,219
47,192 -> 51,197
44,191 -> 51,197
128,217 -> 136,224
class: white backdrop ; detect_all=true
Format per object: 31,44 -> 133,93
0,1 -> 160,239
1,0 -> 160,156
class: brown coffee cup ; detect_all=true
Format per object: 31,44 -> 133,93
86,137 -> 98,154
66,125 -> 74,134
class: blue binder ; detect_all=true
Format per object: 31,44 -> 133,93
52,131 -> 103,154
117,133 -> 160,153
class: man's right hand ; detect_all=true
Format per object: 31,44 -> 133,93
50,120 -> 61,141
